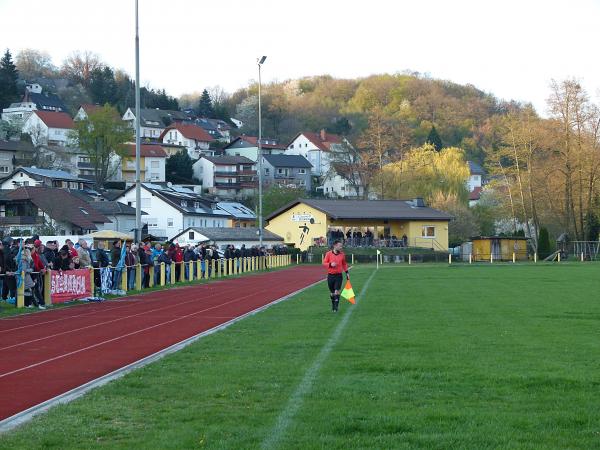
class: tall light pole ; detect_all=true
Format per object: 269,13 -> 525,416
257,56 -> 266,248
134,0 -> 142,242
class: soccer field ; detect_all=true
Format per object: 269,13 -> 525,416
1,264 -> 599,449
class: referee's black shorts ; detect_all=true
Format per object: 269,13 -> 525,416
327,273 -> 343,293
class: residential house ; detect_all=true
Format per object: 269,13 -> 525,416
286,130 -> 344,177
1,101 -> 37,125
216,201 -> 256,228
322,170 -> 364,199
195,118 -> 232,143
192,155 -> 257,199
467,161 -> 485,192
122,108 -> 187,140
22,110 -> 74,146
119,144 -> 167,183
262,154 -> 312,191
74,104 -> 102,121
115,183 -> 231,240
87,200 -> 146,236
159,123 -> 214,159
223,136 -> 285,162
158,142 -> 188,158
0,140 -> 35,176
0,186 -> 110,235
172,227 -> 283,248
0,167 -> 93,190
23,85 -> 68,113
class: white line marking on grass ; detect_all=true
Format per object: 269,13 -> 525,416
261,269 -> 377,449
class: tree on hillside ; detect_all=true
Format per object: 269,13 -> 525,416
245,185 -> 305,219
537,227 -> 551,258
15,48 -> 57,79
72,105 -> 132,187
61,50 -> 104,85
426,125 -> 443,151
198,89 -> 214,117
0,49 -> 19,109
430,193 -> 479,247
89,66 -> 117,105
166,151 -> 194,184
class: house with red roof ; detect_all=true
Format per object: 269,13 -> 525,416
159,123 -> 214,159
119,144 -> 168,183
286,129 -> 344,177
22,110 -> 75,147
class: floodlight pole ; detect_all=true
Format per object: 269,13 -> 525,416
257,56 -> 266,248
134,0 -> 142,242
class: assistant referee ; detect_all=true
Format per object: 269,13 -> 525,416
322,240 -> 349,312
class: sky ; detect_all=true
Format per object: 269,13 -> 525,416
1,0 -> 599,115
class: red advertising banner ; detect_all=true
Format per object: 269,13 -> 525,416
50,269 -> 92,303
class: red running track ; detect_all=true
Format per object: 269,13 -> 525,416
0,265 -> 324,421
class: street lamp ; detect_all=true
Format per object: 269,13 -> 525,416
257,56 -> 266,248
134,0 -> 142,243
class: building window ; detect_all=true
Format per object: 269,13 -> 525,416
189,231 -> 194,240
421,226 -> 436,238
167,218 -> 174,227
151,161 -> 159,168
194,201 -> 200,208
265,168 -> 270,174
299,169 -> 306,174
181,200 -> 188,207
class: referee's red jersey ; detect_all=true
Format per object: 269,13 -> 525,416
323,251 -> 348,275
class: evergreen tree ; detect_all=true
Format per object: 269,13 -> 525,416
584,211 -> 600,241
426,125 -> 443,151
197,89 -> 214,117
0,49 -> 20,109
537,227 -> 551,258
89,66 -> 117,105
166,151 -> 194,183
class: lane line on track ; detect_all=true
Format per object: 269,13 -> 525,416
0,274 -> 316,379
0,276 -> 325,433
261,269 -> 376,450
0,279 -> 286,351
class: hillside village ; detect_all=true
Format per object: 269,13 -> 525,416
0,74 -> 484,243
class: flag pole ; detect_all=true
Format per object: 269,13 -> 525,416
376,249 -> 379,270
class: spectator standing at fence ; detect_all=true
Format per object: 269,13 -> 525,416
21,248 -> 42,309
126,244 -> 137,290
30,243 -> 47,308
0,241 -> 5,305
183,245 -> 194,279
77,240 -> 92,268
173,244 -> 183,281
57,248 -> 74,271
65,239 -> 78,258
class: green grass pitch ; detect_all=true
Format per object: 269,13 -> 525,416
1,264 -> 599,449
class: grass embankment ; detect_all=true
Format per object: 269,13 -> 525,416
2,264 -> 599,449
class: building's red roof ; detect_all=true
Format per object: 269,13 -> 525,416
469,186 -> 482,201
34,111 -> 74,129
291,130 -> 343,151
124,144 -> 168,158
159,123 -> 214,142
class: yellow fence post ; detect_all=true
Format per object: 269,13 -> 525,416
121,267 -> 128,292
149,264 -> 155,287
448,253 -> 452,264
169,263 -> 175,284
534,253 -> 537,263
557,252 -> 561,262
179,262 -> 185,283
160,262 -> 166,286
17,272 -> 25,308
196,260 -> 202,280
512,252 -> 516,263
490,253 -> 493,264
45,270 -> 52,305
581,252 -> 584,262
211,259 -> 216,278
469,253 -> 472,264
136,263 -> 142,290
89,267 -> 94,296
228,258 -> 233,276
408,254 -> 411,265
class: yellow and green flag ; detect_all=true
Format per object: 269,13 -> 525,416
340,280 -> 355,304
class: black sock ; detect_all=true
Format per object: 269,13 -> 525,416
333,294 -> 340,311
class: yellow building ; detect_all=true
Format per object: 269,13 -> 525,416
471,236 -> 528,261
265,198 -> 452,251
121,144 -> 168,183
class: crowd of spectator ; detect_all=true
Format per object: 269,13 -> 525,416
326,229 -> 409,248
0,235 -> 291,310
